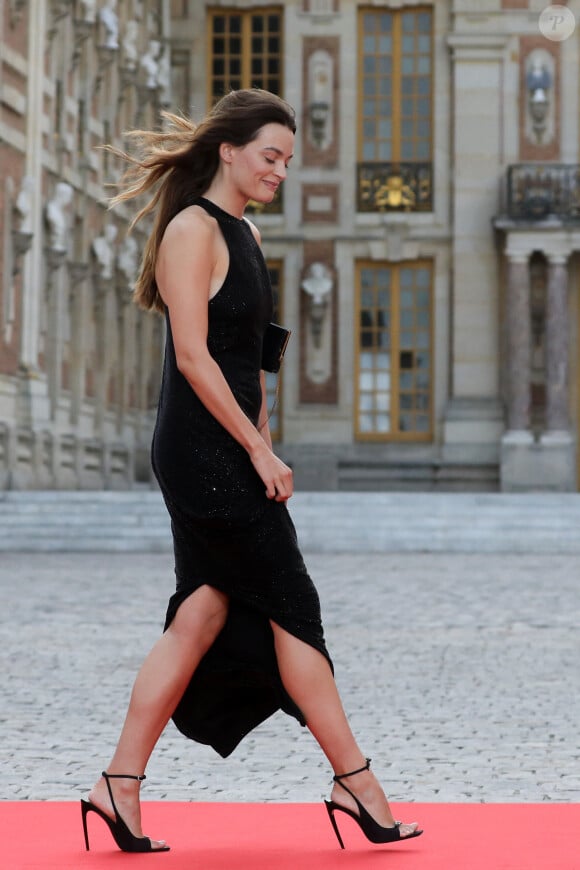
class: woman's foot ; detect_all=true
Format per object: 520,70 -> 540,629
88,774 -> 168,851
330,766 -> 419,839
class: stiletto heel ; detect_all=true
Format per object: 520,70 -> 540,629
80,772 -> 170,853
324,758 -> 422,849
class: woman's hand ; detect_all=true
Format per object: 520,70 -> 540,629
248,440 -> 293,502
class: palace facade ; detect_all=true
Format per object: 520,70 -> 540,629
2,0 -> 580,491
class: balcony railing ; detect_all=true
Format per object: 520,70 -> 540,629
357,162 -> 433,213
506,163 -> 580,222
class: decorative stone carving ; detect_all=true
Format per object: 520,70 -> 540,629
524,49 -> 555,146
307,50 -> 333,150
99,0 -> 119,50
157,47 -> 172,105
122,19 -> 139,71
45,182 -> 73,254
92,224 -> 118,281
118,235 -> 139,289
141,39 -> 161,89
78,0 -> 96,23
15,175 -> 34,234
301,261 -> 333,349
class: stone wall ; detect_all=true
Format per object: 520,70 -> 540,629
0,0 -> 167,489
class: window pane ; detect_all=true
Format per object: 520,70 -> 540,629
360,372 -> 374,391
364,120 -> 376,139
363,142 -> 375,160
379,13 -> 392,32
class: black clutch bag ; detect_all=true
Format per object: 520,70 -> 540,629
261,322 -> 291,373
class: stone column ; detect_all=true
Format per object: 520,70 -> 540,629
544,254 -> 569,432
442,35 -> 509,464
505,253 -> 531,433
45,249 -> 67,420
68,262 -> 89,426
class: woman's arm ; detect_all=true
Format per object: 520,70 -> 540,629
155,208 -> 292,501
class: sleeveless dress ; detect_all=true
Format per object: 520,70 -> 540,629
151,198 -> 332,758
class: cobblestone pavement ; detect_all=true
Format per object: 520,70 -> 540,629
1,550 -> 579,805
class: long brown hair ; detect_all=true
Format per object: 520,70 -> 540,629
108,89 -> 296,313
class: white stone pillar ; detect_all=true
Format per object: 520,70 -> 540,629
443,34 -> 509,460
504,252 -> 532,434
544,253 -> 569,432
20,0 -> 47,372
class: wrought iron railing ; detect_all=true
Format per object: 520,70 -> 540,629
357,162 -> 433,213
506,163 -> 580,222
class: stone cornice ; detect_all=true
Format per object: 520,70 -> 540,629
447,33 -> 510,61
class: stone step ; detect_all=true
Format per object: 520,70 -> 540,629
2,490 -> 580,553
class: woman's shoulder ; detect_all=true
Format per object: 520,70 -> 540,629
167,204 -> 218,236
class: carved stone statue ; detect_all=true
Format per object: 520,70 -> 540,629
118,235 -> 139,287
15,175 -> 34,234
45,182 -> 74,253
141,39 -> 161,89
122,20 -> 139,70
79,0 -> 97,23
157,47 -> 171,103
100,0 -> 119,50
301,261 -> 333,305
301,262 -> 333,349
92,224 -> 118,280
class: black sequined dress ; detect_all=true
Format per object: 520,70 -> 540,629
151,198 -> 332,758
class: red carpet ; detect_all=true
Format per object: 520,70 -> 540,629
1,801 -> 577,870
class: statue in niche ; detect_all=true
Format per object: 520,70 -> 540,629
15,175 -> 34,234
92,224 -> 118,281
118,235 -> 139,289
45,182 -> 74,253
141,39 -> 161,89
301,261 -> 333,349
157,47 -> 171,103
100,0 -> 119,50
79,0 -> 97,23
122,20 -> 139,71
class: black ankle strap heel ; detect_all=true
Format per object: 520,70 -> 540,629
324,757 -> 422,849
80,771 -> 170,853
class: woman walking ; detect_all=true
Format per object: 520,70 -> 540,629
81,88 -> 422,854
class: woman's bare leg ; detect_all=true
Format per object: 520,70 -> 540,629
88,585 -> 228,849
271,623 -> 418,838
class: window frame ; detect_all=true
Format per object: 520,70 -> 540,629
207,7 -> 284,105
356,5 -> 434,213
354,258 -> 434,442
